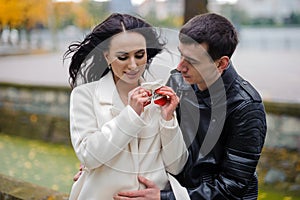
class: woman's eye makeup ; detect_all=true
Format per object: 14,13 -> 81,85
116,50 -> 146,61
135,52 -> 145,59
117,55 -> 128,61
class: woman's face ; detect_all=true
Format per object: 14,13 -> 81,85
104,31 -> 147,85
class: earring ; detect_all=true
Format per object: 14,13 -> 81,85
108,64 -> 111,70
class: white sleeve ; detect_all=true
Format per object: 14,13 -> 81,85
159,115 -> 188,175
70,86 -> 145,169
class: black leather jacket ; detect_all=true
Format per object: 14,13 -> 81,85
161,64 -> 267,200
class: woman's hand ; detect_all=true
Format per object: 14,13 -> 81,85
128,87 -> 152,116
155,86 -> 179,121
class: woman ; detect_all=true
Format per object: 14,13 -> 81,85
64,13 -> 188,200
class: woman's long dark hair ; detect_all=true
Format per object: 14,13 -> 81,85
64,13 -> 165,89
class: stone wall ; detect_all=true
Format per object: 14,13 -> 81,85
0,83 -> 70,119
0,83 -> 70,144
0,173 -> 68,200
266,113 -> 300,150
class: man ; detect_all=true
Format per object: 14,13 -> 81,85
114,13 -> 267,200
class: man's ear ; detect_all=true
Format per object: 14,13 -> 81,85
216,56 -> 229,73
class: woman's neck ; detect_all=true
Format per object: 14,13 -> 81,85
115,79 -> 139,105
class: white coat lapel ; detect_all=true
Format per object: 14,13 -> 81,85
96,71 -> 124,116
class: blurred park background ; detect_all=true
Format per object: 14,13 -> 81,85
0,0 -> 300,199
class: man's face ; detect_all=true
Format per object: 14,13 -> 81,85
176,42 -> 220,90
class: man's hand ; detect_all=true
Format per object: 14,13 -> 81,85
113,176 -> 160,200
73,164 -> 83,181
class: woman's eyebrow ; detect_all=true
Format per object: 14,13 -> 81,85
115,51 -> 128,55
135,49 -> 146,53
116,49 -> 145,55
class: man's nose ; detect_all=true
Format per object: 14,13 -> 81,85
176,58 -> 186,72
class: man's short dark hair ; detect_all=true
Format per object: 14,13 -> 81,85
179,13 -> 239,61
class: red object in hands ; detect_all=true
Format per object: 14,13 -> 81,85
154,96 -> 168,106
153,88 -> 168,106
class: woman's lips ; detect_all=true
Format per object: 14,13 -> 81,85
125,70 -> 139,78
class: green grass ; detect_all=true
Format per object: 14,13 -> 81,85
0,133 -> 80,193
259,185 -> 300,200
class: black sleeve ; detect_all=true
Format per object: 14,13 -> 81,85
161,102 -> 267,200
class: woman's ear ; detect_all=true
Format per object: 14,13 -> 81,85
216,56 -> 229,73
103,51 -> 110,64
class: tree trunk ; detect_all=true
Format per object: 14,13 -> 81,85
183,0 -> 208,24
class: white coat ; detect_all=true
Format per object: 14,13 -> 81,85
68,71 -> 188,200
